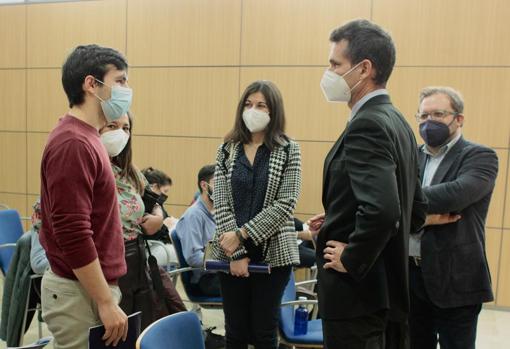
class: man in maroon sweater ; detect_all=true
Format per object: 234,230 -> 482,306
39,45 -> 132,348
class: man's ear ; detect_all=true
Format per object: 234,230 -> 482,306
83,75 -> 97,94
359,59 -> 373,80
456,114 -> 465,127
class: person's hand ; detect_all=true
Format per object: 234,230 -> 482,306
307,213 -> 325,232
163,216 -> 178,230
151,204 -> 163,217
323,240 -> 347,273
97,300 -> 128,346
230,258 -> 250,277
141,214 -> 164,235
219,231 -> 240,256
425,213 -> 461,226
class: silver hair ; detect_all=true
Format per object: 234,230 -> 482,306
419,86 -> 464,114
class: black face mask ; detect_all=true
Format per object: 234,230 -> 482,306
157,193 -> 168,206
207,186 -> 213,203
419,119 -> 455,147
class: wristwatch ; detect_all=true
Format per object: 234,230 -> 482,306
235,229 -> 246,244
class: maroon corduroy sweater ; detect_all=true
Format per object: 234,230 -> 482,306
40,115 -> 126,283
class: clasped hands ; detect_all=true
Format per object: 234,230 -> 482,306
308,213 -> 348,273
219,230 -> 250,277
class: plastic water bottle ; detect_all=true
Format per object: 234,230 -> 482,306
294,296 -> 309,335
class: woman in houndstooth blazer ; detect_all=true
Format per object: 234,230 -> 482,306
210,80 -> 301,349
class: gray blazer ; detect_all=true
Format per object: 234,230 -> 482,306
417,136 -> 498,307
210,139 -> 301,267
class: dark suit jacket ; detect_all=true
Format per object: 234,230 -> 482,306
417,137 -> 498,308
317,94 -> 427,322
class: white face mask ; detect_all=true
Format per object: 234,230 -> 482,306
320,62 -> 362,103
100,128 -> 130,157
242,107 -> 270,133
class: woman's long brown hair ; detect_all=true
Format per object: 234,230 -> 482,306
224,80 -> 288,150
111,112 -> 144,195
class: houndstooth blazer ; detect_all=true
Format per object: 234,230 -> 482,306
210,138 -> 302,267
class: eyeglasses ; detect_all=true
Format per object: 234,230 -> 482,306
415,110 -> 459,122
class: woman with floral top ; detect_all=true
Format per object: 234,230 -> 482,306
99,113 -> 166,330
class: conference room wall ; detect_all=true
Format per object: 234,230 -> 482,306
0,0 -> 508,306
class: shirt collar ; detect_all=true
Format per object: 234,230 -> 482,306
197,196 -> 214,220
422,132 -> 462,157
349,89 -> 389,121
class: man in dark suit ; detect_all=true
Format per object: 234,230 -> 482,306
310,19 -> 427,348
409,86 -> 498,349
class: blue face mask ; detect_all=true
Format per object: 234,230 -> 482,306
95,79 -> 133,122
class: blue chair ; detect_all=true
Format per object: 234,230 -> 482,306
279,272 -> 323,348
169,229 -> 222,307
7,336 -> 52,349
136,311 -> 204,349
0,209 -> 25,276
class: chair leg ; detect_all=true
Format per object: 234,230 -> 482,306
38,308 -> 43,339
191,304 -> 203,321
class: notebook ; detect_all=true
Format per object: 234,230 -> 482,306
88,311 -> 141,349
204,260 -> 271,274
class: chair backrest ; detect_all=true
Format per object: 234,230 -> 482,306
170,229 -> 223,305
0,210 -> 24,275
136,311 -> 204,349
280,270 -> 296,321
169,229 -> 194,289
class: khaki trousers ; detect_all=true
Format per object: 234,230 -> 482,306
41,270 -> 121,349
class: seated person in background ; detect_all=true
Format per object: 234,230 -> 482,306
294,217 -> 316,269
29,198 -> 49,275
141,167 -> 179,268
142,167 -> 179,235
175,164 -> 220,297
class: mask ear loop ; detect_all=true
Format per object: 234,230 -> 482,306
342,61 -> 364,93
92,78 -> 107,102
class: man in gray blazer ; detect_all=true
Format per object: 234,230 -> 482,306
409,86 -> 498,349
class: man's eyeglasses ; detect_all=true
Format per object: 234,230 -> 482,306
415,110 -> 459,122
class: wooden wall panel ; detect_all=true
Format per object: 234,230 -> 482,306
373,0 -> 510,66
486,150 -> 507,228
505,156 -> 510,229
0,193 -> 27,219
486,228 -> 502,303
129,68 -> 239,137
294,141 -> 332,215
131,135 -> 220,206
388,67 -> 510,149
495,231 -> 510,306
27,0 -> 127,68
27,69 -> 68,132
27,132 -> 49,195
240,67 -> 349,142
127,0 -> 241,66
0,70 -> 26,132
241,0 -> 371,65
0,133 -> 26,193
0,5 -> 25,68
164,204 -> 189,219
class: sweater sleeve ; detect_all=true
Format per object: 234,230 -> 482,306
44,139 -> 99,269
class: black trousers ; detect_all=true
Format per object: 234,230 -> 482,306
409,261 -> 482,349
218,266 -> 291,349
322,309 -> 400,349
118,238 -> 154,330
